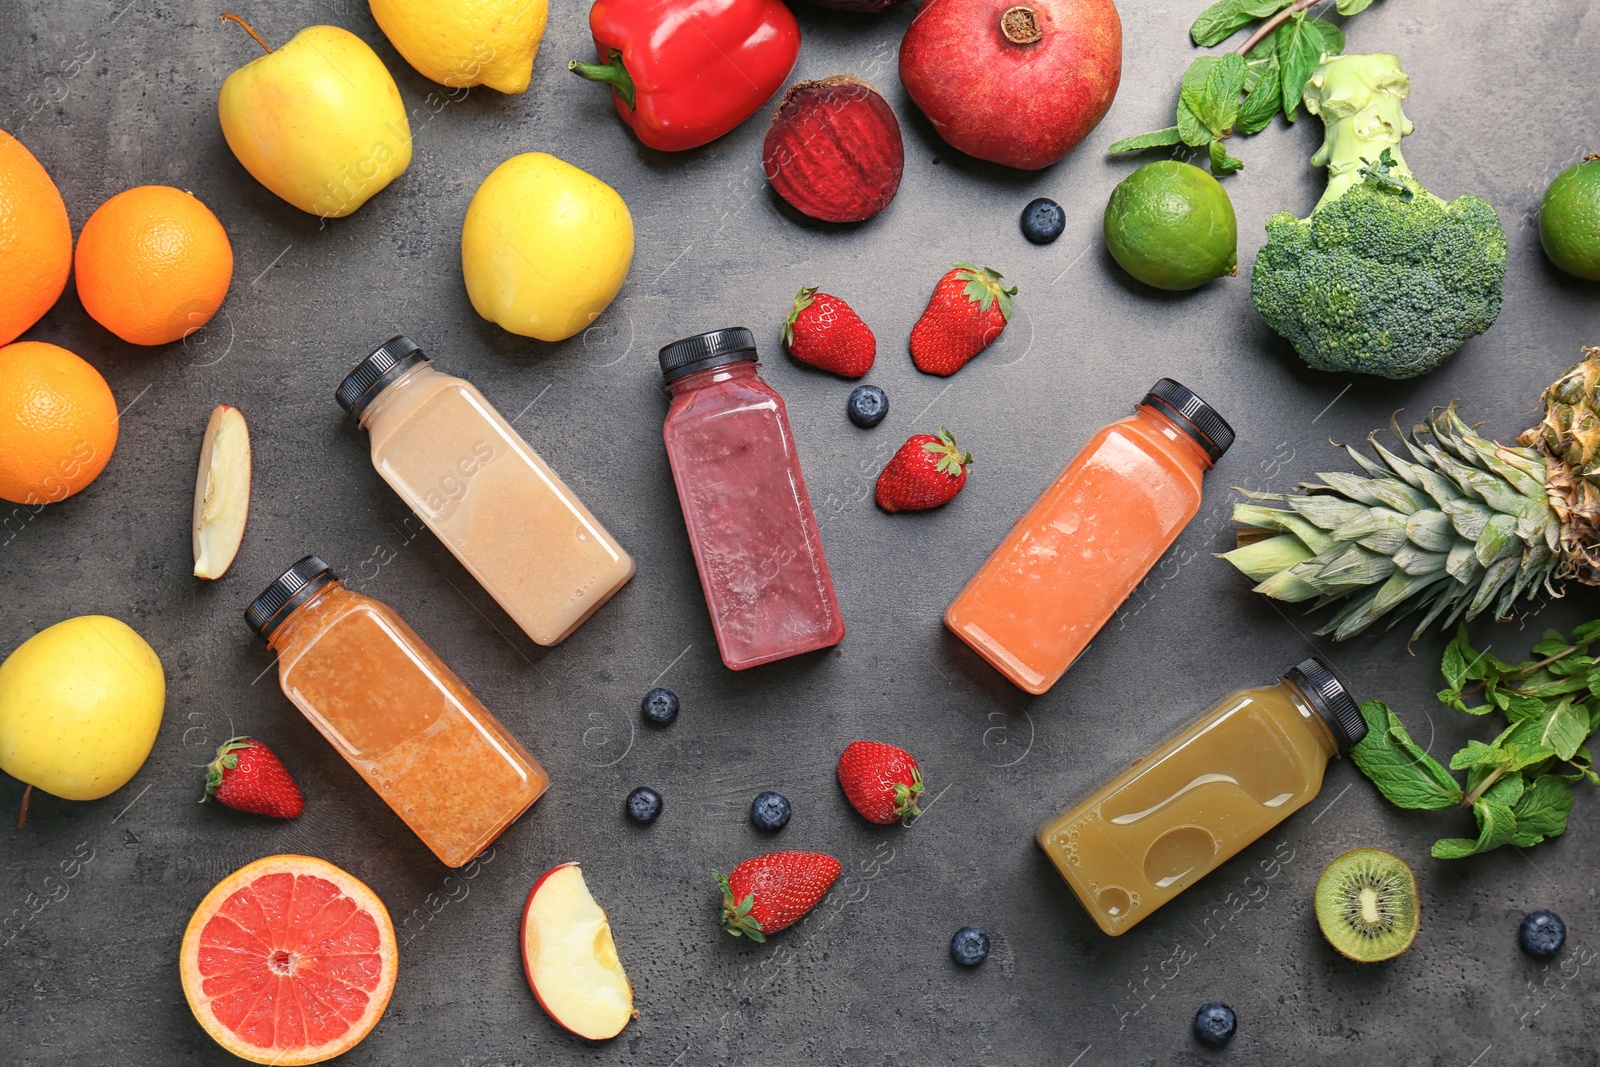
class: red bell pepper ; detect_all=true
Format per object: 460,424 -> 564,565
569,0 -> 801,152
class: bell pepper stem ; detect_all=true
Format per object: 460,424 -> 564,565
568,49 -> 637,111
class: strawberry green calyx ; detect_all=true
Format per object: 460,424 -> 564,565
893,764 -> 925,825
202,736 -> 253,802
922,427 -> 973,478
951,262 -> 1017,322
783,286 -> 819,346
716,870 -> 767,943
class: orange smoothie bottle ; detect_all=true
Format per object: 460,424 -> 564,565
1036,658 -> 1365,935
945,380 -> 1233,694
246,556 -> 549,867
337,336 -> 634,647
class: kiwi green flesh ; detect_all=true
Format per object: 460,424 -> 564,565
1314,848 -> 1419,963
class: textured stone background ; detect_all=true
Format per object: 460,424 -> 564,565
3,0 -> 1599,1064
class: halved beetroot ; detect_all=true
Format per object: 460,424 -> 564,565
763,76 -> 904,224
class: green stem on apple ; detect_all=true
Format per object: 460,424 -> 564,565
220,13 -> 273,54
17,784 -> 30,829
1233,0 -> 1316,56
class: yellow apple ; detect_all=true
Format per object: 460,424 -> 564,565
462,153 -> 634,342
521,863 -> 635,1040
369,0 -> 549,94
192,405 -> 251,580
0,616 -> 165,802
218,20 -> 411,219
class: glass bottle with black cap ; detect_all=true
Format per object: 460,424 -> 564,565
244,555 -> 549,867
336,335 -> 634,646
1036,655 -> 1367,936
658,328 -> 844,669
945,378 -> 1234,694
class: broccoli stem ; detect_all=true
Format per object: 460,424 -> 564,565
1303,53 -> 1440,214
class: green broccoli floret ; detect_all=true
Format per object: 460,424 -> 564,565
1250,53 -> 1507,380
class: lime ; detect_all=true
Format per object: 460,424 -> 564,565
1541,154 -> 1600,281
1104,161 -> 1237,291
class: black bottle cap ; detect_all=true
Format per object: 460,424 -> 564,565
658,327 -> 757,382
245,555 -> 335,639
1284,656 -> 1367,754
1141,378 -> 1234,462
336,335 -> 430,417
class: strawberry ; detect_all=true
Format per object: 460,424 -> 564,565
716,850 -> 842,942
783,286 -> 875,377
875,428 -> 972,512
837,740 -> 925,825
909,262 -> 1016,376
202,736 -> 304,818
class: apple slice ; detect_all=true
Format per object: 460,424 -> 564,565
521,863 -> 635,1041
192,405 -> 251,579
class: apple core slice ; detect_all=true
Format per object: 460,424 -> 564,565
193,404 -> 251,579
521,862 -> 635,1041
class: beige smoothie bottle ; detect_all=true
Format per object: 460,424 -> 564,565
337,336 -> 633,646
1036,658 -> 1366,936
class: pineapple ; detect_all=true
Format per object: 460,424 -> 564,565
1221,347 -> 1600,639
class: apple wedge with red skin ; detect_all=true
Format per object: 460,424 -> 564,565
521,862 -> 636,1041
192,404 -> 252,579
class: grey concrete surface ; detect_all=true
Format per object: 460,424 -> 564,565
3,0 -> 1599,1064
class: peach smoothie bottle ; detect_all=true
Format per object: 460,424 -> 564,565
337,336 -> 633,647
246,555 -> 549,867
945,379 -> 1233,694
1036,658 -> 1365,935
658,328 -> 845,670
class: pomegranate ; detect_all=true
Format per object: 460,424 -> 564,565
899,0 -> 1122,170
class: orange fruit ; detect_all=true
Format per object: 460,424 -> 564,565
74,185 -> 233,346
0,131 -> 73,346
0,341 -> 118,505
179,855 -> 398,1066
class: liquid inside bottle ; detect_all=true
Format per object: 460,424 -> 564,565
339,336 -> 634,647
1035,658 -> 1364,935
946,380 -> 1233,694
248,556 -> 549,867
658,328 -> 845,669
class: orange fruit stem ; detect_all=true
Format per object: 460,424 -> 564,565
220,13 -> 272,53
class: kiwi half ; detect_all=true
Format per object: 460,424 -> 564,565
1314,848 -> 1419,962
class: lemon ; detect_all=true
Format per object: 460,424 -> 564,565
1104,161 -> 1238,291
1540,155 -> 1600,281
462,152 -> 634,342
369,0 -> 548,94
0,615 -> 165,801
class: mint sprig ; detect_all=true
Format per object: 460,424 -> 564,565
1352,623 -> 1599,859
1109,0 -> 1373,175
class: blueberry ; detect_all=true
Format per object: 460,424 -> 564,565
625,786 -> 662,825
949,926 -> 990,966
847,384 -> 888,428
1192,1002 -> 1237,1047
1020,197 -> 1066,244
642,687 -> 679,725
1519,909 -> 1567,957
750,791 -> 791,832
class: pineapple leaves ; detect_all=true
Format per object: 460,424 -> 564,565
1357,623 -> 1600,858
1112,0 -> 1381,173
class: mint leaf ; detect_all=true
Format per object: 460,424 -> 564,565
1189,0 -> 1294,47
1336,0 -> 1375,13
1573,620 -> 1600,645
1441,629 -> 1471,690
1351,701 -> 1462,810
1209,139 -> 1244,175
1511,775 -> 1574,846
1182,53 -> 1246,139
1235,62 -> 1281,136
1507,695 -> 1590,762
1276,13 -> 1338,122
1483,772 -> 1525,810
1432,798 -> 1517,859
1450,740 -> 1508,771
1108,127 -> 1183,153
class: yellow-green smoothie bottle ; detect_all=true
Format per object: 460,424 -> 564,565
1036,657 -> 1366,935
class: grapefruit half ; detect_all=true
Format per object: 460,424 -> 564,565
179,854 -> 398,1065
